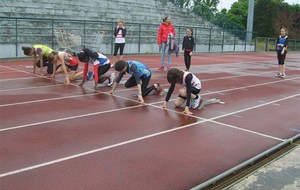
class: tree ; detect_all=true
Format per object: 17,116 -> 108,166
224,0 -> 249,28
254,0 -> 299,38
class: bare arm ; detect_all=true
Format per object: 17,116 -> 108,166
33,54 -> 37,73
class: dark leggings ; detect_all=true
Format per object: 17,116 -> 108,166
98,64 -> 110,76
36,56 -> 53,74
97,64 -> 111,83
114,43 -> 125,56
125,74 -> 156,97
184,50 -> 191,70
277,50 -> 287,65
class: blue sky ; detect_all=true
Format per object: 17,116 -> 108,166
217,0 -> 299,11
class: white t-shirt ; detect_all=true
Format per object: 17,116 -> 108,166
115,29 -> 125,44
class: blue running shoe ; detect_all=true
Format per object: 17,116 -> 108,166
86,71 -> 93,80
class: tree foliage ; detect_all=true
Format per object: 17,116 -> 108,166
225,0 -> 248,28
221,0 -> 299,38
167,0 -> 300,38
254,0 -> 300,38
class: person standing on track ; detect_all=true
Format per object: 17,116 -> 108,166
109,60 -> 160,103
47,51 -> 83,84
22,45 -> 54,75
78,48 -> 115,89
275,27 -> 288,79
162,68 -> 201,115
157,16 -> 176,71
182,28 -> 194,71
112,20 -> 126,67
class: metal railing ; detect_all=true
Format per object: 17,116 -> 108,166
255,37 -> 300,52
0,16 -> 262,58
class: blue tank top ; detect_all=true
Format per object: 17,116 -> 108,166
128,60 -> 151,78
277,36 -> 288,51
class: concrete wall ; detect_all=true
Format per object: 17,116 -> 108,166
0,0 -> 254,58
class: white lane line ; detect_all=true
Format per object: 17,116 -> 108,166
1,64 -> 298,107
290,128 -> 300,133
0,57 -> 297,177
1,93 -> 293,177
0,104 -> 143,132
210,120 -> 285,142
0,120 -> 205,178
0,84 -> 66,92
210,93 -> 300,121
0,93 -> 97,108
203,76 -> 300,96
148,76 -> 300,105
0,77 -> 36,81
271,103 -> 281,106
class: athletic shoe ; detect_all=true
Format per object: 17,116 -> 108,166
167,66 -> 171,70
158,66 -> 164,71
154,83 -> 160,95
190,95 -> 201,109
275,73 -> 281,78
86,71 -> 93,80
107,72 -> 115,86
280,73 -> 286,79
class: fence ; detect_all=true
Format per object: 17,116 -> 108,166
0,16 -> 288,58
255,37 -> 300,52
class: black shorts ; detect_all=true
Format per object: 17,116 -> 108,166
277,50 -> 287,65
178,87 -> 201,99
98,63 -> 111,76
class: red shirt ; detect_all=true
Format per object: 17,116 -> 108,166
157,22 -> 176,45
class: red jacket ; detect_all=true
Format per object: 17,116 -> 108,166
157,22 -> 176,45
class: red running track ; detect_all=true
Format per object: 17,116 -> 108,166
0,52 -> 300,190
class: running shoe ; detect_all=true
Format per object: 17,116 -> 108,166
275,73 -> 281,78
280,73 -> 286,79
190,95 -> 201,109
86,71 -> 93,80
107,72 -> 115,86
154,83 -> 160,95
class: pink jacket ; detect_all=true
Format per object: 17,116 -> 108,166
157,22 -> 176,45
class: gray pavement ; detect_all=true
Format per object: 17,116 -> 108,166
226,146 -> 300,190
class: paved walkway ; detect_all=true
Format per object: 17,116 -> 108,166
227,146 -> 300,190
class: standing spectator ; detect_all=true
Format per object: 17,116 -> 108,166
157,16 -> 176,71
112,20 -> 126,67
275,27 -> 288,79
182,28 -> 194,71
